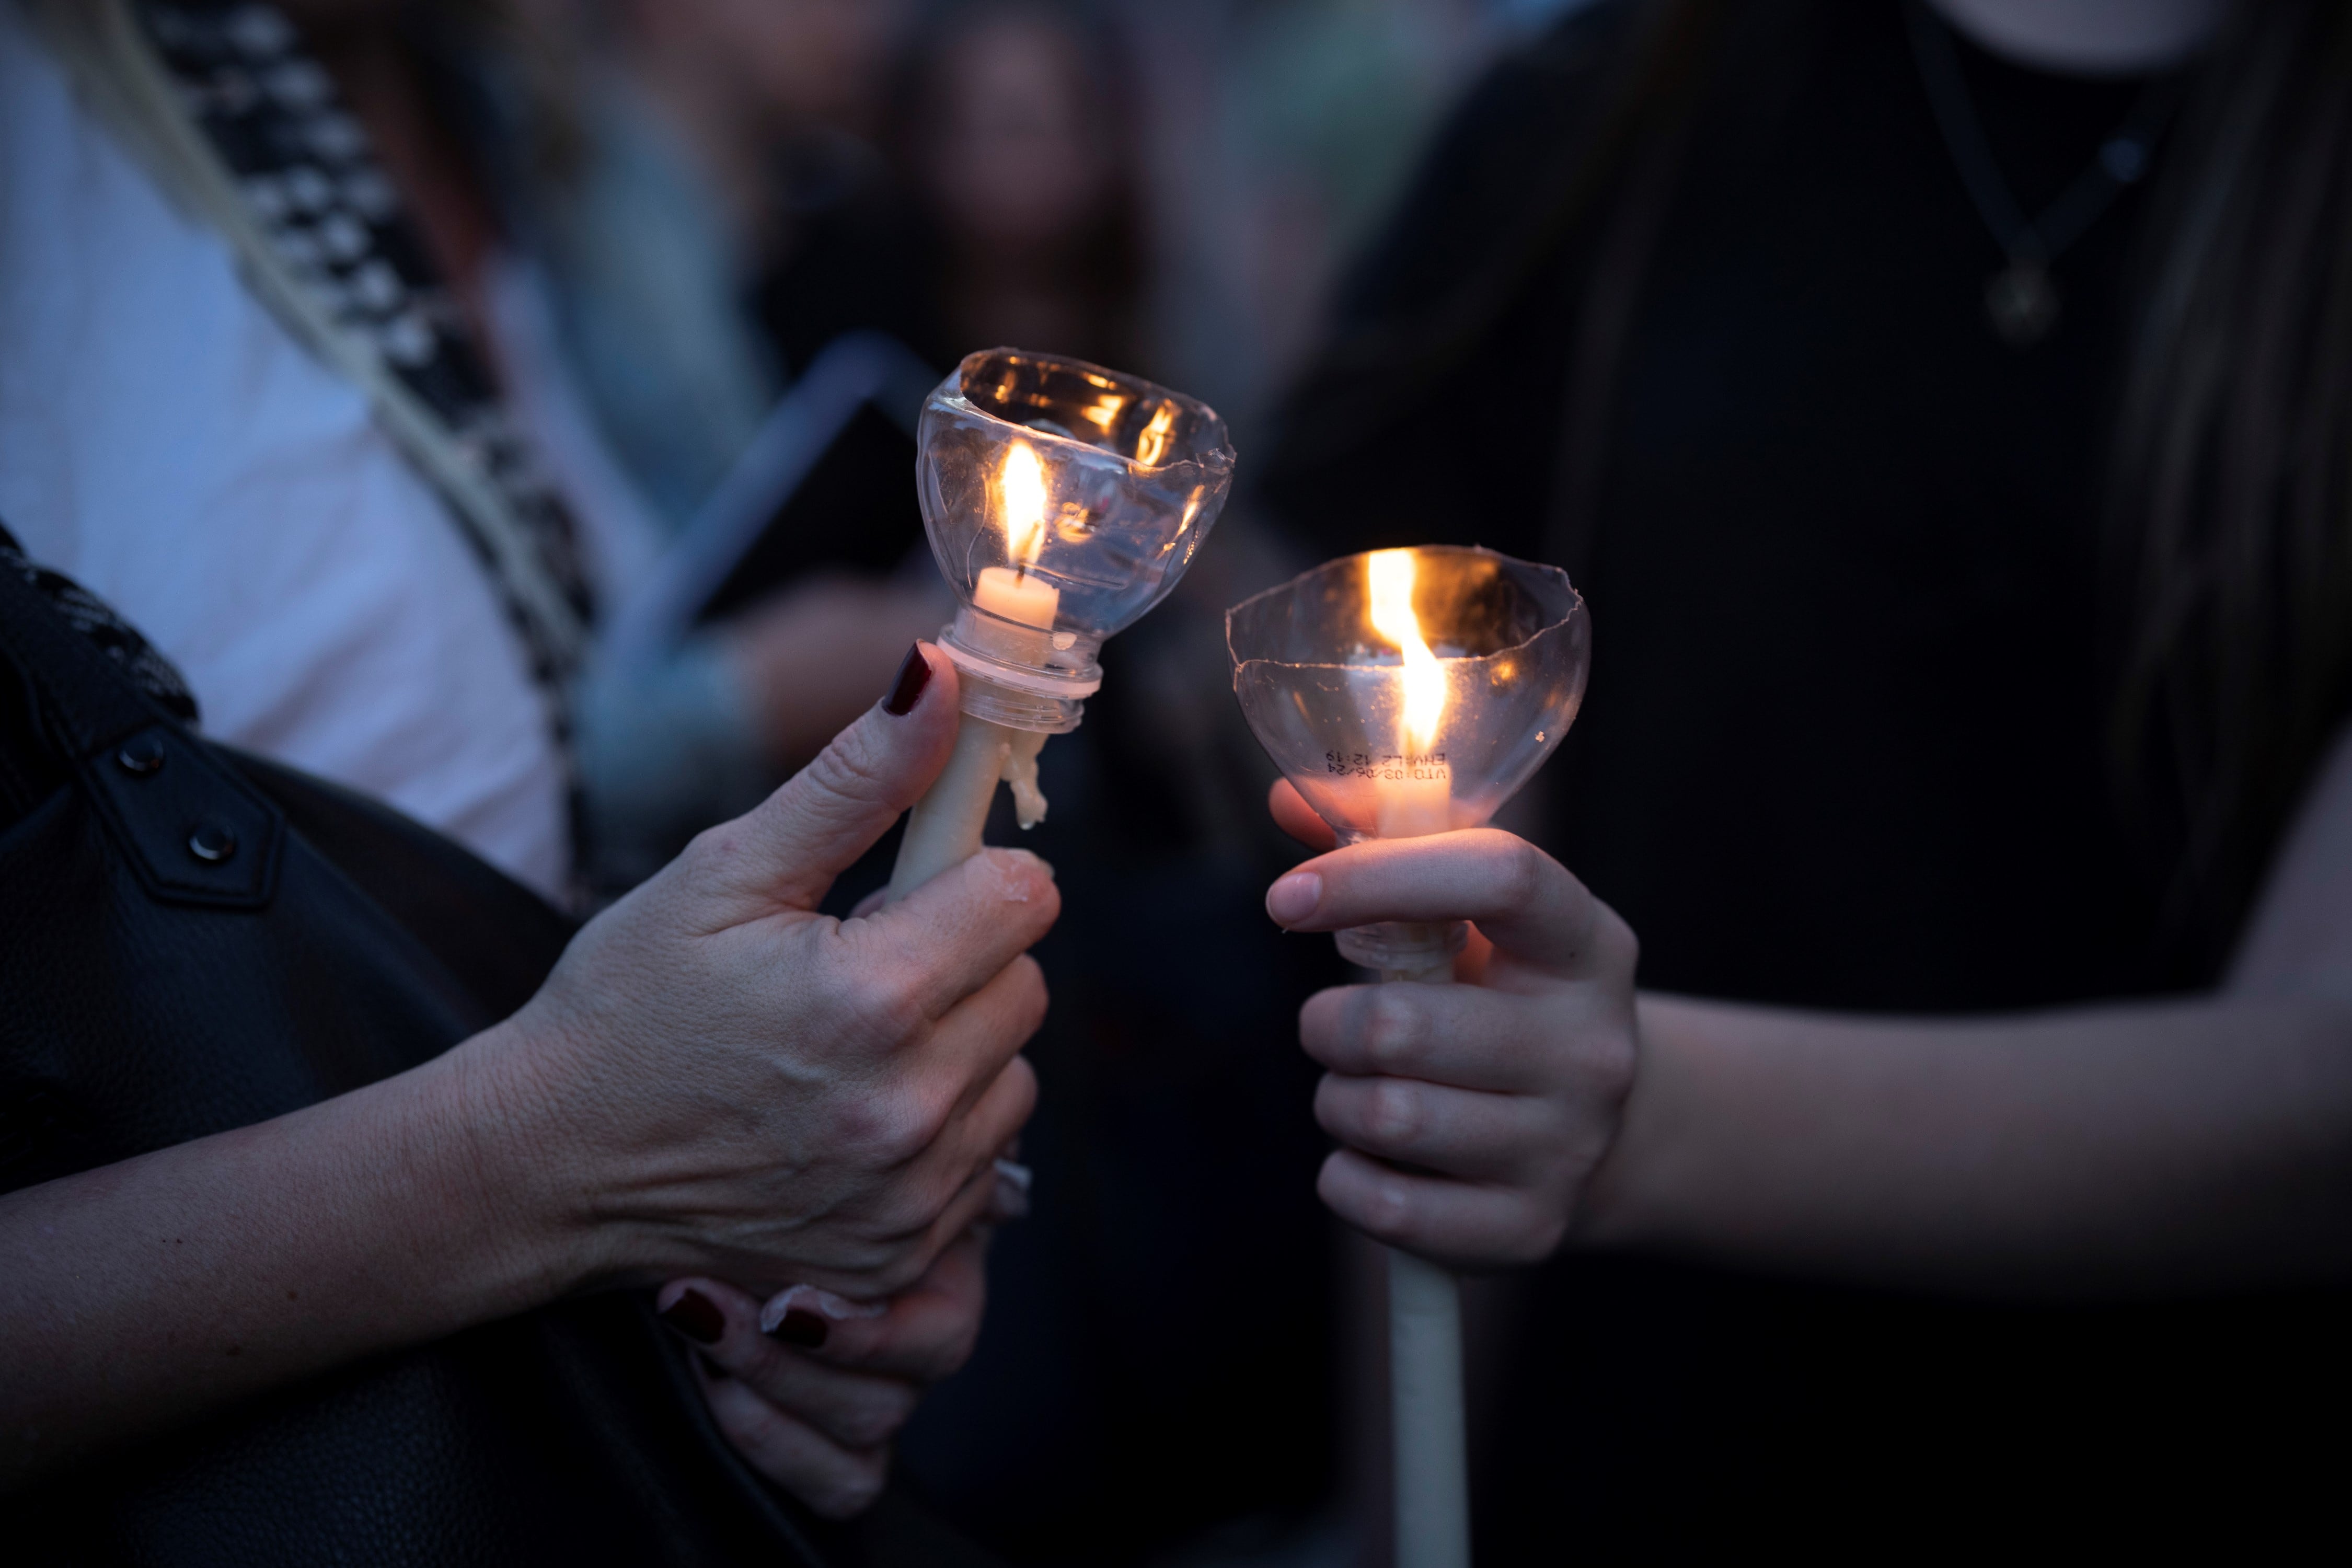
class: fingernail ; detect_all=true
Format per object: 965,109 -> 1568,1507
760,1283 -> 889,1338
770,1309 -> 828,1348
1267,871 -> 1322,924
659,1288 -> 724,1345
990,1157 -> 1034,1221
882,644 -> 931,715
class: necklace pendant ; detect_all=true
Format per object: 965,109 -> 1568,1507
1985,261 -> 2060,347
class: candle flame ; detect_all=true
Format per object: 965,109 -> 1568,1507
998,440 -> 1050,570
1366,548 -> 1446,752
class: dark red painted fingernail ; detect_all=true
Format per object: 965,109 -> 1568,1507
768,1308 -> 828,1348
882,645 -> 930,716
660,1288 -> 724,1345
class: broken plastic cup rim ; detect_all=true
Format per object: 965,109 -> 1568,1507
917,347 -> 1236,655
1226,545 -> 1589,843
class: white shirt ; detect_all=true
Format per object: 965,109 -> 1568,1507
0,4 -> 570,901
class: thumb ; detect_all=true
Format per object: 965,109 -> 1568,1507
690,643 -> 961,916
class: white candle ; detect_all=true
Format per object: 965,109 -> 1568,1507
973,565 -> 1060,629
1375,752 -> 1450,838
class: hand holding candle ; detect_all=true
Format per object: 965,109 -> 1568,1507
1228,545 -> 1588,1568
1262,808 -> 1641,1265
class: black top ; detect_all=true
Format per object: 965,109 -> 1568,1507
1263,1 -> 2345,1557
1269,0 -> 2187,1012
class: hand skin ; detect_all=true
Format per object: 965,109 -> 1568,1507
1263,783 -> 1640,1270
1266,733 -> 2352,1296
658,1226 -> 997,1519
0,648 -> 1056,1491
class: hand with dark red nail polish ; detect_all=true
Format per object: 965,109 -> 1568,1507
0,588 -> 1052,1501
656,1232 -> 993,1521
882,643 -> 933,716
770,1309 -> 828,1348
659,1288 -> 724,1345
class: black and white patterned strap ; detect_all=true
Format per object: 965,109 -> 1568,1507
135,1 -> 595,687
35,0 -> 597,709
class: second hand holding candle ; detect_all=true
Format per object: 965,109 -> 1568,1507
1229,546 -> 1588,1568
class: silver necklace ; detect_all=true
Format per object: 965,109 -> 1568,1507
1905,0 -> 2181,347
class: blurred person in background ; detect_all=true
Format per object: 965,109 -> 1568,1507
1263,0 -> 2352,1557
452,0 -> 944,891
494,0 -> 904,526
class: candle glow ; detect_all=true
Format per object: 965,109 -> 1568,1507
1367,548 -> 1447,753
975,439 -> 1062,633
998,439 -> 1050,570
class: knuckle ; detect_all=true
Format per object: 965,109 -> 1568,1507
1363,1179 -> 1416,1244
990,955 -> 1050,1041
872,1161 -> 963,1240
1323,1152 -> 1415,1244
1364,1078 -> 1423,1146
1496,838 -> 1548,912
843,966 -> 928,1047
839,1384 -> 920,1448
930,1319 -> 983,1380
1595,902 -> 1640,975
712,1387 -> 783,1454
845,1085 -> 947,1169
1504,1204 -> 1570,1265
994,1053 -> 1041,1128
866,1242 -> 936,1298
1595,1026 -> 1639,1100
812,1460 -> 888,1521
675,822 -> 745,886
804,725 -> 892,804
1358,988 -> 1422,1072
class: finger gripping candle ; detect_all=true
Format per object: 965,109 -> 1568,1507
886,348 -> 1235,900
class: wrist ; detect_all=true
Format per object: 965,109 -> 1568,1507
1563,998 -> 1656,1252
395,1019 -> 610,1315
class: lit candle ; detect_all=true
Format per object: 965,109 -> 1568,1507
1366,548 -> 1451,838
969,440 -> 1061,657
973,566 -> 1059,630
888,438 -> 1063,899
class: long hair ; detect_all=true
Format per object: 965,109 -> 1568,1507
2108,0 -> 2352,966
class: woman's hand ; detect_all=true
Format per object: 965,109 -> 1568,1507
470,645 -> 1054,1302
653,1214 -> 1004,1518
1263,779 -> 1641,1269
0,645 -> 1058,1488
656,1155 -> 1028,1518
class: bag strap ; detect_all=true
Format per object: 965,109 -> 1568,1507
26,0 -> 593,690
0,551 -> 282,909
